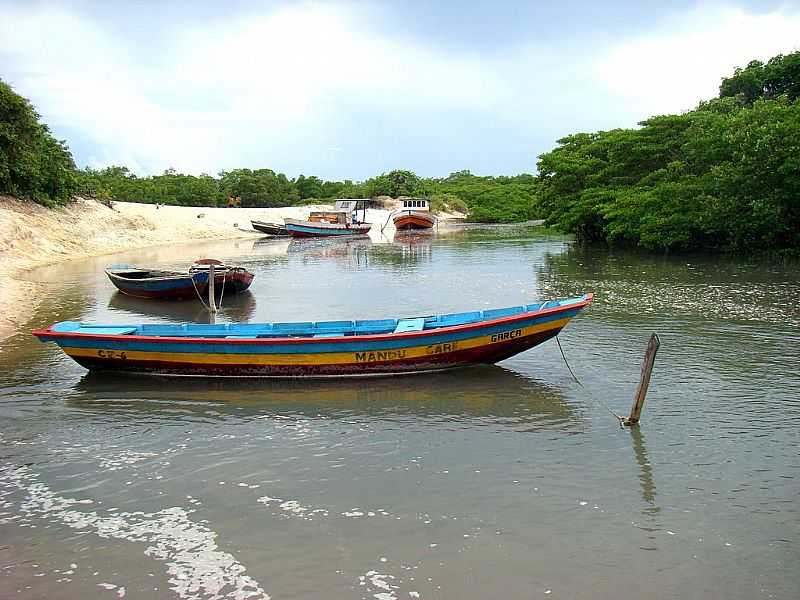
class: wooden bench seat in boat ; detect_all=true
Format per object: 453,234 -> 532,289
393,318 -> 426,333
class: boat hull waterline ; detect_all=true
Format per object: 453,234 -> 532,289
33,295 -> 592,377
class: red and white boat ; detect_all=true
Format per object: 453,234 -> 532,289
392,198 -> 436,230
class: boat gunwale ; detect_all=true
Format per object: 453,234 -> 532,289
105,268 -> 251,283
32,294 -> 592,346
105,269 -> 195,283
284,219 -> 372,229
393,211 -> 436,219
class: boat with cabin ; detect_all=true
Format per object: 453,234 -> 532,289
105,259 -> 254,300
32,294 -> 592,377
392,198 -> 436,230
284,200 -> 372,238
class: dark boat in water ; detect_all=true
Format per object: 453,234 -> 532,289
33,294 -> 592,377
251,220 -> 289,236
105,259 -> 254,300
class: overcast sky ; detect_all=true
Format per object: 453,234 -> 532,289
1,1 -> 798,179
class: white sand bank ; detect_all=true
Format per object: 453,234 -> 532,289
0,197 -> 331,345
0,196 -> 463,346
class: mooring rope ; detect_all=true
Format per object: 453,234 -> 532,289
555,335 -> 625,425
190,269 -> 212,311
217,268 -> 228,309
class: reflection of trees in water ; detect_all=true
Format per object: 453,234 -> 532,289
536,244 -> 800,327
250,238 -> 292,257
535,245 -> 681,300
108,291 -> 257,323
437,223 -> 560,245
538,244 -> 798,293
71,365 -> 581,431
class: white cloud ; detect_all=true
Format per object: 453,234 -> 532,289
1,2 -> 798,176
594,5 -> 800,118
0,2 -> 505,175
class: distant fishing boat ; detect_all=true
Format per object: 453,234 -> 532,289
285,200 -> 372,238
32,294 -> 592,377
392,198 -> 436,230
105,259 -> 254,300
251,220 -> 289,236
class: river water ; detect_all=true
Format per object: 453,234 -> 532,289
1,226 -> 798,600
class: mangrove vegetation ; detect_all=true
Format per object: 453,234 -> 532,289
536,52 -> 800,254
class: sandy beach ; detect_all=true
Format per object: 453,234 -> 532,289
0,196 -> 339,345
0,196 -> 465,346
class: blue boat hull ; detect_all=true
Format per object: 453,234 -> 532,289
284,221 -> 371,238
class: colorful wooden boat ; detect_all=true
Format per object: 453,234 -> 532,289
251,220 -> 289,236
392,198 -> 436,230
32,294 -> 592,377
284,219 -> 372,238
285,199 -> 372,238
105,259 -> 254,300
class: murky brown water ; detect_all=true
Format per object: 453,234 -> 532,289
1,226 -> 798,599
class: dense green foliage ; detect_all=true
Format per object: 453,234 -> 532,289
79,166 -> 223,207
76,165 -> 534,220
719,52 -> 800,104
536,50 -> 800,254
427,170 -> 537,222
0,80 -> 77,205
364,169 -> 424,197
77,167 -> 369,208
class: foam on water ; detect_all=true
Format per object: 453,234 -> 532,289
1,464 -> 269,600
99,450 -> 159,471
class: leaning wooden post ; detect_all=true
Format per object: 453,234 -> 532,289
623,333 -> 660,426
208,262 -> 217,314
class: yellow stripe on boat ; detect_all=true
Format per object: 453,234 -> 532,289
62,318 -> 570,366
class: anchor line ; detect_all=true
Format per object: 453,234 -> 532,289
190,267 -> 228,311
555,335 -> 624,425
217,269 -> 228,309
190,270 -> 211,311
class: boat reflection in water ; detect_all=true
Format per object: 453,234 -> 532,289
250,237 -> 292,256
287,236 -> 372,267
71,365 -> 579,431
370,231 -> 433,269
108,290 -> 257,323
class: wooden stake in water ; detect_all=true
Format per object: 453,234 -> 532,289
623,333 -> 660,427
208,262 -> 217,314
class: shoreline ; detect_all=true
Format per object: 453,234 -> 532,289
0,196 -> 335,347
0,196 -> 464,347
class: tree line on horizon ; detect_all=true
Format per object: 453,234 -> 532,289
2,49 -> 798,253
75,165 -> 534,222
